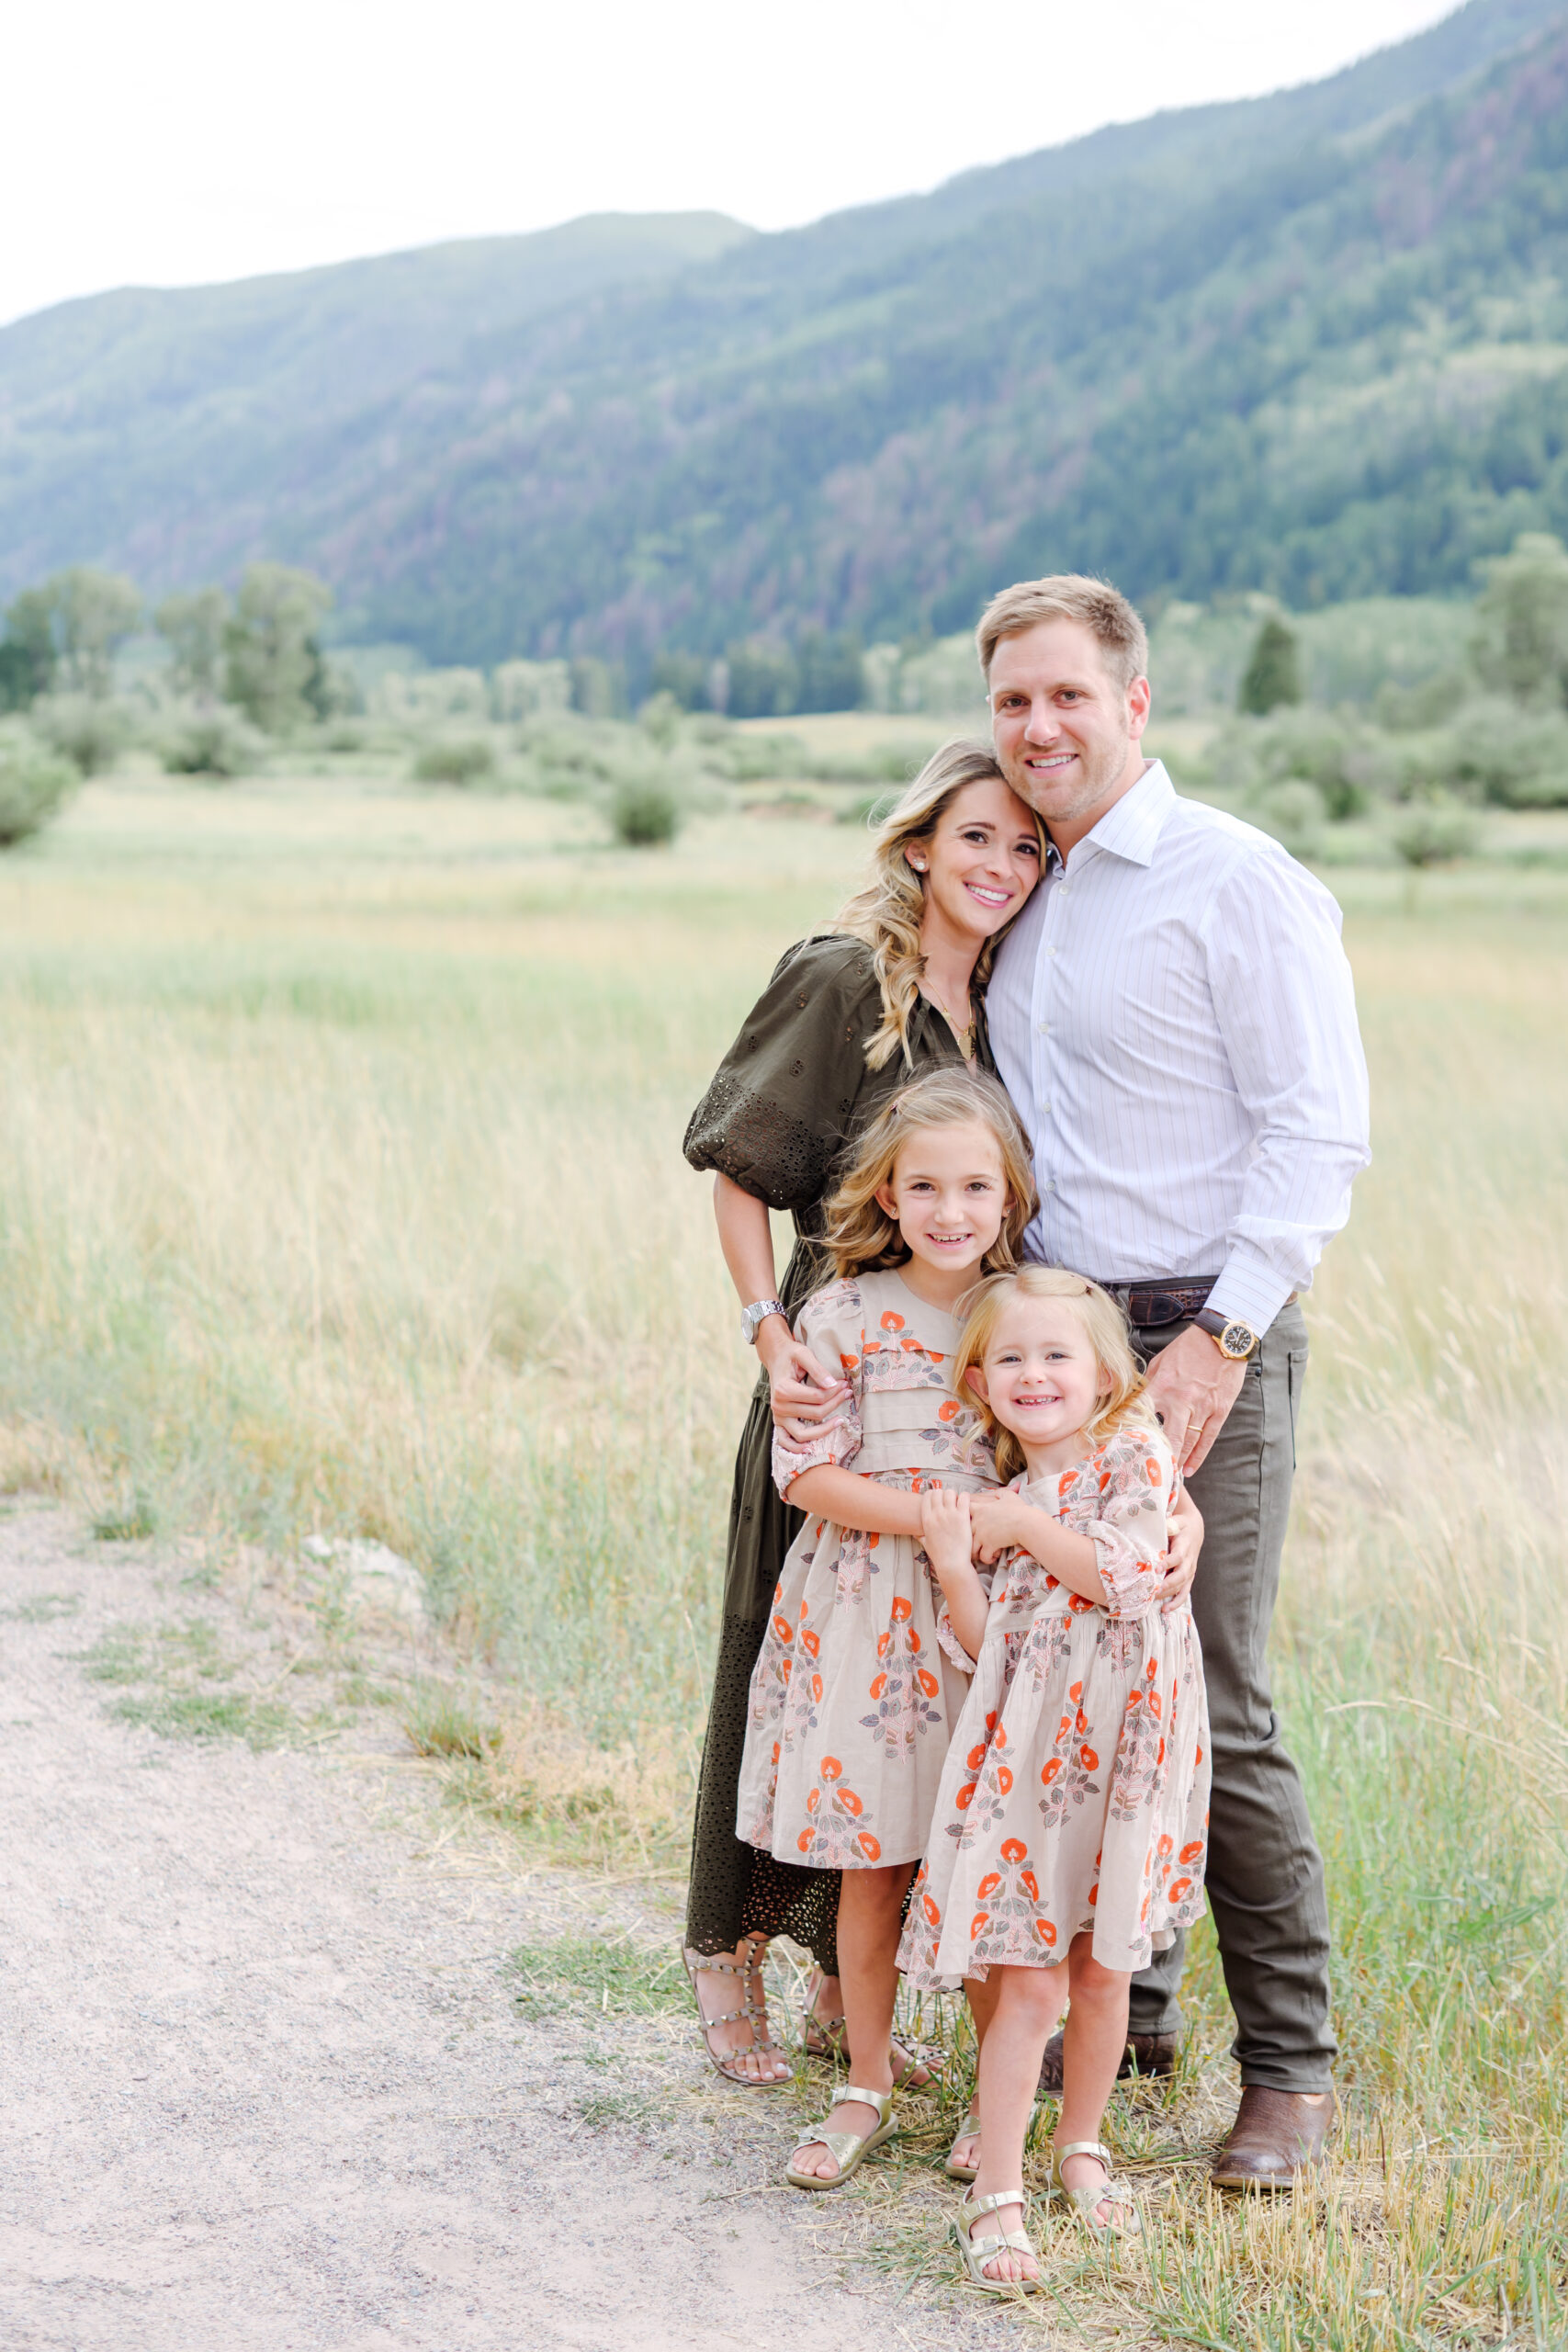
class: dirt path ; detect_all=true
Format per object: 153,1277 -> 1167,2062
0,1508 -> 998,2352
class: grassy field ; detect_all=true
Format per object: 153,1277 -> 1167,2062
1,772 -> 1564,2346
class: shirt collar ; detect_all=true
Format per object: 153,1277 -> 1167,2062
1058,760 -> 1175,871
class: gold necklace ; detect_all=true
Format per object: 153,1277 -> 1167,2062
925,988 -> 976,1059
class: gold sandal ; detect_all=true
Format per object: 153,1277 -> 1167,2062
953,2187 -> 1043,2294
681,1939 -> 789,2089
1052,2138 -> 1143,2239
945,2098 -> 1041,2183
800,1973 -> 934,2087
785,2085 -> 898,2189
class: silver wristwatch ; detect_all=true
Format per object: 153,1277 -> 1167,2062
740,1297 -> 786,1345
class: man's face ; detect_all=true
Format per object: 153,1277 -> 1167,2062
988,618 -> 1150,839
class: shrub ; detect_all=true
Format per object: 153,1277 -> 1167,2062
1253,778 -> 1327,861
160,707 -> 263,778
1425,697 -> 1568,808
1390,800 -> 1482,867
1237,616 -> 1303,715
32,692 -> 130,776
609,779 -> 681,846
0,722 -> 75,845
412,737 -> 495,786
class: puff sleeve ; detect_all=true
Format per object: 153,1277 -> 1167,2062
683,938 -> 881,1214
1068,1430 -> 1174,1618
769,1278 -> 866,1498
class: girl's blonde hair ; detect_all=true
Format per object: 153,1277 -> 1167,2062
827,739 -> 1043,1071
953,1266 -> 1158,1483
822,1068 -> 1037,1279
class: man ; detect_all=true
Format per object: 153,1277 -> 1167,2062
981,574 -> 1370,2189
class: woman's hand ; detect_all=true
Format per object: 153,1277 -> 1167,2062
760,1320 -> 850,1447
1161,1482 -> 1204,1608
919,1486 -> 974,1578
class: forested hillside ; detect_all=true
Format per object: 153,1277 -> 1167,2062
3,0 -> 1568,674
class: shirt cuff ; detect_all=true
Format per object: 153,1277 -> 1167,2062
1206,1249 -> 1296,1337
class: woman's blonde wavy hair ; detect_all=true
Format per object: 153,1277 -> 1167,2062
827,738 -> 1043,1071
953,1266 -> 1159,1484
822,1068 -> 1037,1280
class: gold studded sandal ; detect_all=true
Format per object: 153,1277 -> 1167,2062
681,1939 -> 790,2088
785,2085 -> 898,2189
1051,2138 -> 1143,2239
953,2187 -> 1043,2294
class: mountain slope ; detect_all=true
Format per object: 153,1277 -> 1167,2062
1,0 -> 1566,667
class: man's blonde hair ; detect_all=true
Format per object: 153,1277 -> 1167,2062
976,575 -> 1149,695
822,1068 -> 1037,1279
953,1265 -> 1157,1483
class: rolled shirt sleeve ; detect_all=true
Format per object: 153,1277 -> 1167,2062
1201,852 -> 1371,1333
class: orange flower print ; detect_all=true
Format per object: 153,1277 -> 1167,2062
1000,1838 -> 1027,1862
1156,1833 -> 1174,1859
1168,1877 -> 1192,1902
1079,1746 -> 1098,1770
1146,1456 -> 1161,1483
1068,1682 -> 1083,1704
1068,1593 -> 1094,1613
839,1352 -> 857,1371
1088,1884 -> 1098,1905
996,1766 -> 1014,1793
773,1614 -> 793,1643
838,1787 -> 863,1817
976,1872 -> 1002,1898
970,1912 -> 990,1938
880,1310 -> 905,1332
771,1741 -> 780,1764
1075,1709 -> 1088,1735
806,1789 -> 820,1814
1042,1758 -> 1062,1785
1179,1840 -> 1203,1863
985,1711 -> 998,1733
1034,1918 -> 1057,1946
1021,1871 -> 1040,1902
890,1597 -> 912,1623
917,1669 -> 939,1698
938,1400 -> 961,1421
796,1830 -> 813,1851
810,1675 -> 823,1702
858,1832 -> 883,1861
801,1629 -> 819,1659
993,1724 -> 1007,1750
955,1780 -> 977,1810
966,1744 -> 987,1770
869,1672 -> 887,1699
921,1892 -> 941,1928
1146,1658 -> 1158,1682
876,1631 -> 892,1660
820,1756 -> 842,1781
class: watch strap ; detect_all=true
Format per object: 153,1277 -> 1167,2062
1195,1306 -> 1259,1359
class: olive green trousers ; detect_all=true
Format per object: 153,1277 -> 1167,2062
1127,1303 -> 1336,2092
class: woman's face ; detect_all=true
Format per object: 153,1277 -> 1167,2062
905,775 -> 1042,947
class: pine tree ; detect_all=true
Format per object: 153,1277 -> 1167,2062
1237,617 -> 1303,716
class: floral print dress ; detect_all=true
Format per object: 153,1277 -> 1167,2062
736,1269 -> 1000,1871
898,1427 -> 1210,1982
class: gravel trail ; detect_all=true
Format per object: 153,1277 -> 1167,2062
0,1509 -> 991,2351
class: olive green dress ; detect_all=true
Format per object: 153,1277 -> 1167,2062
682,933 -> 992,1970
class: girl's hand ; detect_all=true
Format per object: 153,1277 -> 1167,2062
762,1329 -> 851,1451
1160,1483 -> 1204,1607
919,1486 -> 974,1578
968,1489 -> 1027,1565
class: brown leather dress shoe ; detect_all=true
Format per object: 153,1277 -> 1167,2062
1037,2030 -> 1177,2097
1209,2086 -> 1333,2189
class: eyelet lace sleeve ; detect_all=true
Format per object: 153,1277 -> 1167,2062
1062,1429 -> 1174,1618
769,1279 -> 865,1496
683,938 -> 881,1213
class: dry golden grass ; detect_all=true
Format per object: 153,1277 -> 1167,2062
0,775 -> 1563,2345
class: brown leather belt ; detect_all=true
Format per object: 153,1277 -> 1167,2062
1093,1278 -> 1218,1329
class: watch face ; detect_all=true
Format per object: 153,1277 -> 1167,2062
1223,1320 -> 1256,1358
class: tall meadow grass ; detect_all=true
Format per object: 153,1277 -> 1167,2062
0,777 -> 1563,2342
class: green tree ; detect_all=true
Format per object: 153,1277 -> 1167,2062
1237,616 -> 1303,716
222,563 -> 333,732
726,639 -> 797,718
156,585 -> 231,703
53,569 -> 142,697
795,629 -> 863,713
649,650 -> 709,710
0,720 -> 74,844
0,587 -> 61,711
1472,532 -> 1568,707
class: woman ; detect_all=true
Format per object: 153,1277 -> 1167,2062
680,740 -> 1045,2084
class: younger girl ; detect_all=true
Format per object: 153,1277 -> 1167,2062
900,1268 -> 1210,2290
736,1066 -> 1035,2189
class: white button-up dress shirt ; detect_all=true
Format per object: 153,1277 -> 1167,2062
987,762 -> 1371,1333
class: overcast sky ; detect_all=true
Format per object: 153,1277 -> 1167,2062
2,0 -> 1463,326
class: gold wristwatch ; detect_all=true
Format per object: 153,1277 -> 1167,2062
1195,1306 -> 1260,1361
